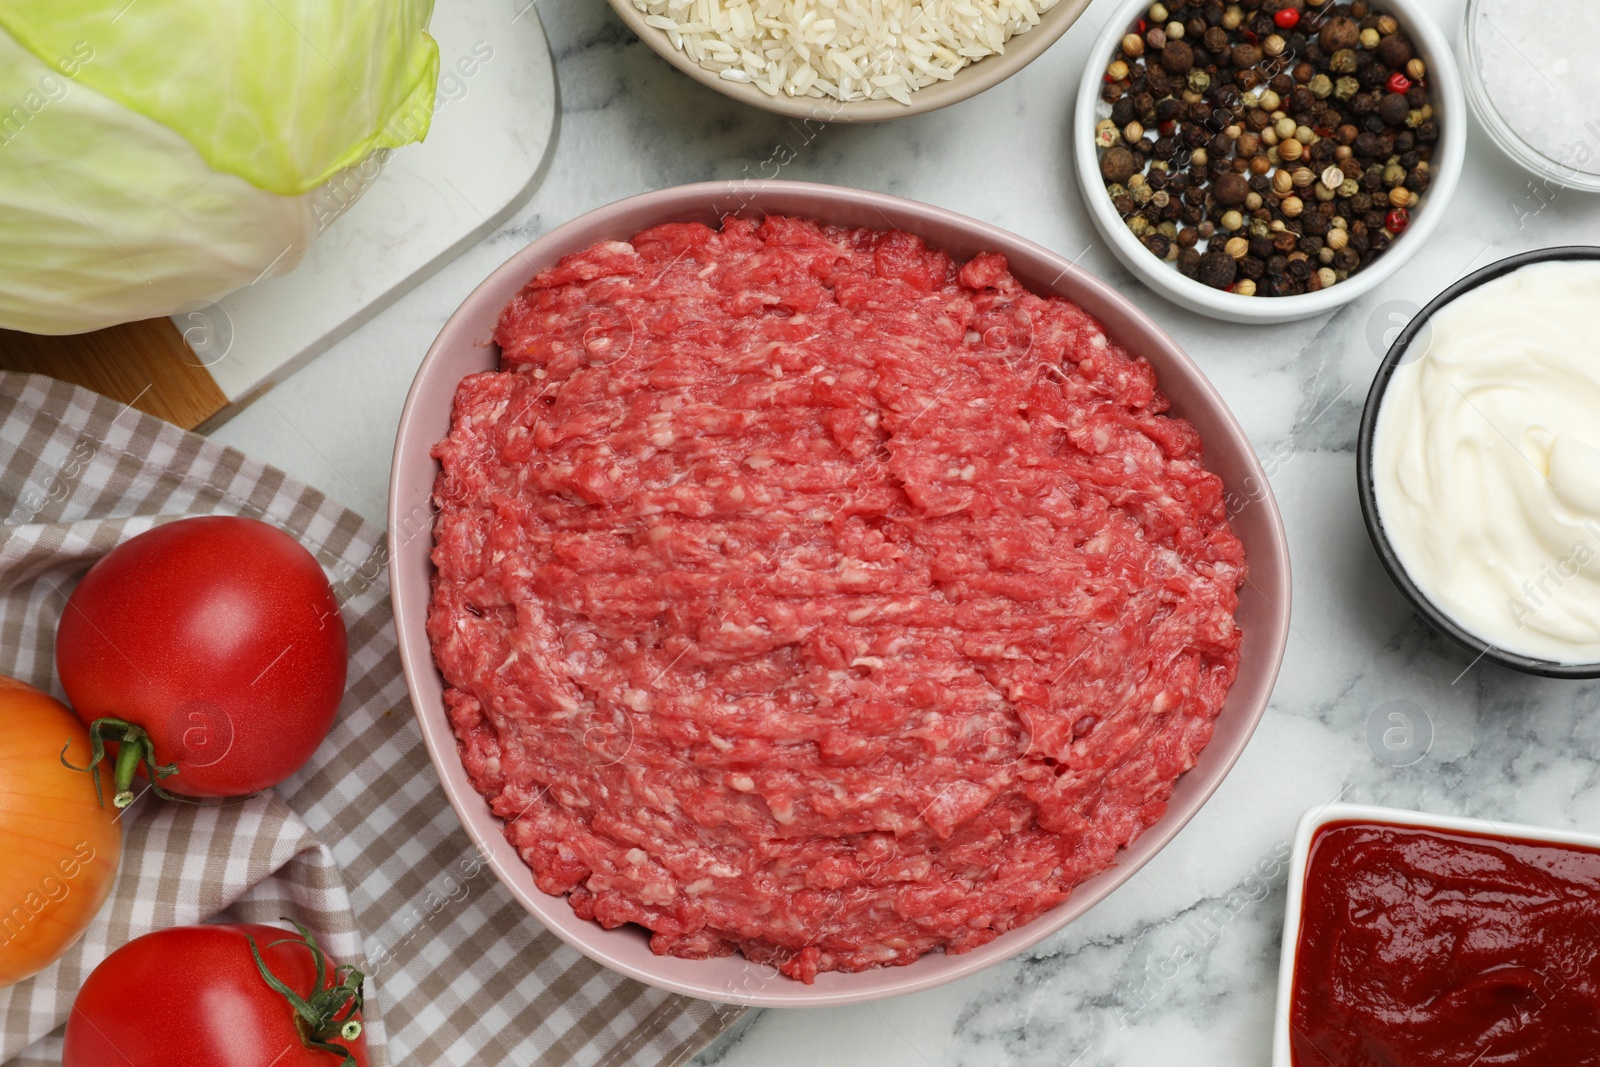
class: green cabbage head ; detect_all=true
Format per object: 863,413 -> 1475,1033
0,0 -> 439,335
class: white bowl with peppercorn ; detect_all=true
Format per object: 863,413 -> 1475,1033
1074,0 -> 1464,323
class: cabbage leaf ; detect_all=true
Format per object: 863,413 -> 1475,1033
0,0 -> 439,196
0,0 -> 438,334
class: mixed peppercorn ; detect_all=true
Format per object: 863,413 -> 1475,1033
1095,0 -> 1437,296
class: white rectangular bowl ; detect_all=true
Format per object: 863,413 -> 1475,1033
1273,802 -> 1600,1065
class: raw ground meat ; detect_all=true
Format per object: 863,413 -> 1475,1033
428,214 -> 1246,982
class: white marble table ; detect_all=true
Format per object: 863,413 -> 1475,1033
210,0 -> 1600,1062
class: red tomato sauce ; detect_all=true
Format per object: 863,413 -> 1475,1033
429,215 -> 1245,981
1291,820 -> 1600,1066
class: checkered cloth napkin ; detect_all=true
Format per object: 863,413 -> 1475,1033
0,373 -> 738,1067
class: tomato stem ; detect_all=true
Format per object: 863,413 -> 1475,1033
59,717 -> 190,808
245,920 -> 366,1067
112,742 -> 144,808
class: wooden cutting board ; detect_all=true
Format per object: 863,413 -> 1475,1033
0,320 -> 227,429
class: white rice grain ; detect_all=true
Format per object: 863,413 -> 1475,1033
632,0 -> 1056,103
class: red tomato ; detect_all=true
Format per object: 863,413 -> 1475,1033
63,923 -> 368,1067
55,516 -> 347,800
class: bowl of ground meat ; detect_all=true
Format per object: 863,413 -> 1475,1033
390,180 -> 1291,1006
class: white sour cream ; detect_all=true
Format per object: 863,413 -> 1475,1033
1372,260 -> 1600,664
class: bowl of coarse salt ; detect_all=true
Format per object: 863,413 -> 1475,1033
1462,0 -> 1600,192
608,0 -> 1094,120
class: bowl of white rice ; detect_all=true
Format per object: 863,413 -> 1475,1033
611,0 -> 1094,120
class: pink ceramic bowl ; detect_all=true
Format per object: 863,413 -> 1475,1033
389,180 -> 1292,1007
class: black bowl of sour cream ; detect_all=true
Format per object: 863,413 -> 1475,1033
1357,246 -> 1600,679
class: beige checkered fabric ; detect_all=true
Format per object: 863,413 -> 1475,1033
0,373 -> 740,1067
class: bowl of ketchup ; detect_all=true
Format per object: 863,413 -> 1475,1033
1275,803 -> 1600,1067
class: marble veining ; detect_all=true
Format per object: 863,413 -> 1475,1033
205,0 -> 1600,1062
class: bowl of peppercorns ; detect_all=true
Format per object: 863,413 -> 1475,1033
1074,0 -> 1464,323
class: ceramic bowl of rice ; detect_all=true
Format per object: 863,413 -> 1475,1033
609,0 -> 1094,120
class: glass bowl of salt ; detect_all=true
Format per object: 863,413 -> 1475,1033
1463,0 -> 1600,192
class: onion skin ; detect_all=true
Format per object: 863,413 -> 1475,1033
0,675 -> 122,987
